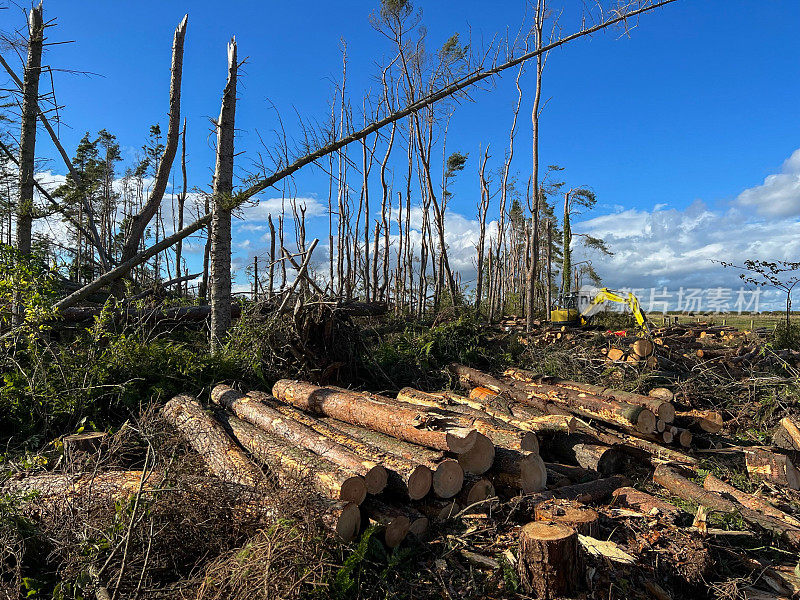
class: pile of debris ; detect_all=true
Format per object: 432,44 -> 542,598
6,361 -> 800,597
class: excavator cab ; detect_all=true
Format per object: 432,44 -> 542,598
550,293 -> 581,327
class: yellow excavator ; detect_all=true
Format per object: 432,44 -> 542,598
550,287 -> 652,336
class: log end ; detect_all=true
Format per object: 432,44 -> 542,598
364,465 -> 389,495
407,465 -> 433,501
334,502 -> 362,542
521,431 -> 540,453
341,476 -> 368,505
457,433 -> 495,475
636,409 -> 657,435
521,454 -> 548,493
432,459 -> 465,499
446,428 -> 479,454
657,402 -> 676,424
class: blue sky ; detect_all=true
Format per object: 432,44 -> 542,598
5,0 -> 800,309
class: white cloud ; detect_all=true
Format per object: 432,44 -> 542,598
736,149 -> 800,217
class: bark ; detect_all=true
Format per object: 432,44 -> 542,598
324,418 -> 464,499
523,475 -> 629,507
212,385 -> 386,494
534,499 -> 600,536
117,16 -> 188,277
653,465 -> 800,547
517,521 -> 579,599
174,118 -> 188,293
210,39 -> 238,351
272,380 -> 478,453
475,147 -> 490,312
2,470 -> 159,502
415,499 -> 461,522
610,486 -> 680,521
220,413 -> 366,505
161,394 -> 262,488
544,462 -> 598,485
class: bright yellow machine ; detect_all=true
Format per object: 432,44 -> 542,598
550,288 -> 652,336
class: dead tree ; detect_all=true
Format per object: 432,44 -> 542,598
476,146 -> 490,312
210,38 -> 238,352
116,16 -> 188,293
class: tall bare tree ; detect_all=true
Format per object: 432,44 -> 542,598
210,38 -> 238,352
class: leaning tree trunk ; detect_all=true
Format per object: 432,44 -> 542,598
210,39 -> 237,352
13,3 -> 44,326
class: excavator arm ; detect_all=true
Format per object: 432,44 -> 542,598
581,288 -> 652,336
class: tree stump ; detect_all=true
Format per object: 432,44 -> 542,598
517,521 -> 579,598
534,499 -> 600,537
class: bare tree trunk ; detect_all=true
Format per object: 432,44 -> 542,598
199,196 -> 211,303
116,16 -> 188,293
210,39 -> 238,352
546,218 -> 552,318
476,147 -> 490,313
175,118 -> 187,296
268,214 -> 276,300
13,2 -> 44,326
525,3 -> 545,331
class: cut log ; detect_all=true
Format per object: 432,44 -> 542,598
610,487 -> 680,521
675,409 -> 724,434
415,499 -> 461,522
272,380 -> 477,453
212,385 -> 387,494
534,499 -> 600,536
325,419 -> 464,499
543,434 -> 624,477
653,465 -> 800,547
774,417 -> 800,452
221,414 -> 367,505
544,462 -> 599,484
702,473 -> 800,528
579,420 -> 699,466
504,368 -> 674,423
656,419 -> 666,433
648,387 -> 675,402
2,470 -> 160,502
456,432 -> 495,475
607,348 -> 625,361
457,474 -> 496,508
661,430 -> 674,444
397,388 -> 539,452
503,376 -> 657,435
162,394 -> 262,487
675,427 -> 693,448
259,395 -> 431,499
362,499 -> 411,547
517,521 -> 579,599
492,448 -> 547,493
632,338 -> 654,358
323,500 -> 362,543
745,449 -> 800,490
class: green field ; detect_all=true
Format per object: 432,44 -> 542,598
651,312 -> 796,331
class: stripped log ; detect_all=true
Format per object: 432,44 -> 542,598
222,414 -> 367,505
212,385 -> 387,494
503,367 -> 674,423
675,409 -> 724,434
534,499 -> 600,536
610,487 -> 680,521
543,434 -> 624,477
653,465 -> 800,547
254,393 -> 432,500
492,448 -> 547,493
517,521 -> 579,599
467,387 -> 576,434
162,394 -> 262,487
745,449 -> 800,490
397,387 -> 538,452
703,473 -> 800,528
325,419 -> 464,499
272,380 -> 477,453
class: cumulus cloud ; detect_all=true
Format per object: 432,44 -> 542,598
736,148 -> 800,217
